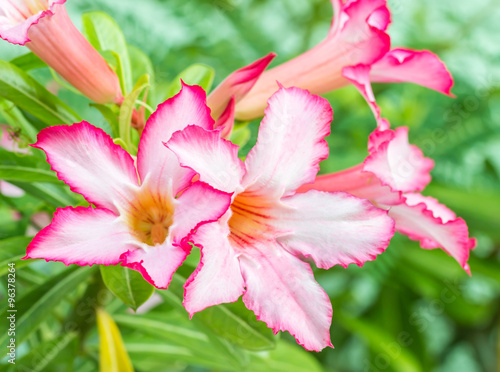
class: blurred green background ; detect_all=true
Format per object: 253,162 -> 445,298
0,0 -> 499,371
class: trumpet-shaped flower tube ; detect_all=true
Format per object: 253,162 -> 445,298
235,0 -> 453,121
167,86 -> 395,351
299,126 -> 476,273
0,0 -> 123,104
24,84 -> 232,288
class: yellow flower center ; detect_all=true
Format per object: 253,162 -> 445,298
125,189 -> 175,246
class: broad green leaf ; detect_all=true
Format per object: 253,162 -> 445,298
100,265 -> 154,311
82,11 -> 132,94
118,74 -> 149,153
165,64 -> 215,100
13,332 -> 77,372
0,266 -> 94,348
128,45 -> 155,96
96,308 -> 134,372
0,165 -> 59,183
0,236 -> 32,276
0,60 -> 80,126
10,52 -> 46,71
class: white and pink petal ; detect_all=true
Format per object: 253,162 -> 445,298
183,223 -> 245,316
24,206 -> 133,266
240,242 -> 333,352
137,83 -> 214,196
243,86 -> 333,198
32,122 -> 139,213
389,193 -> 475,273
271,190 -> 394,269
167,125 -> 245,194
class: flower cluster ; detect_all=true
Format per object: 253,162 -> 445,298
0,0 -> 475,352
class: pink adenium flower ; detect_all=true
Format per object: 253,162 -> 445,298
207,53 -> 276,138
24,84 -> 231,288
299,126 -> 476,273
0,0 -> 123,104
167,86 -> 395,351
235,0 -> 453,121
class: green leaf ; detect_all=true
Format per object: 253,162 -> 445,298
0,165 -> 59,183
339,311 -> 423,372
0,236 -> 32,276
247,340 -> 324,372
10,52 -> 46,71
194,298 -> 277,351
157,273 -> 276,351
91,103 -> 119,137
0,266 -> 94,348
0,98 -> 38,143
100,266 -> 154,311
14,332 -> 77,372
230,121 -> 252,148
9,181 -> 77,207
96,308 -> 135,372
118,74 -> 149,153
115,312 -> 243,371
82,11 -> 132,94
165,64 -> 215,100
0,60 -> 81,126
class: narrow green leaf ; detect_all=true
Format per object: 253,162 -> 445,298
10,181 -> 77,207
157,273 -> 276,351
247,340 -> 324,372
82,11 -> 132,94
118,74 -> 149,153
0,165 -> 59,183
100,265 -> 154,311
165,64 -> 215,100
96,308 -> 135,372
194,299 -> 277,351
0,98 -> 38,142
10,52 -> 46,71
90,103 -> 119,137
14,332 -> 77,372
0,236 -> 32,276
230,121 -> 252,148
0,266 -> 94,348
0,60 -> 80,126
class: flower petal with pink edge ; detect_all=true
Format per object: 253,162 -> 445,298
120,240 -> 189,289
207,53 -> 276,120
240,242 -> 333,352
171,181 -> 232,241
364,127 -> 434,193
388,193 -> 475,273
137,83 -> 214,196
342,64 -> 388,129
183,223 -> 245,316
243,86 -> 332,198
370,49 -> 455,96
24,206 -> 133,266
271,190 -> 394,269
213,96 -> 235,139
0,0 -> 66,45
32,122 -> 139,214
167,125 -> 245,194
